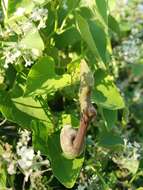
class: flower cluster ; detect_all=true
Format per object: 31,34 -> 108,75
113,0 -> 143,68
114,35 -> 142,66
2,143 -> 16,175
2,43 -> 40,68
30,7 -> 48,30
14,6 -> 48,31
1,5 -> 48,69
1,129 -> 50,183
112,139 -> 141,174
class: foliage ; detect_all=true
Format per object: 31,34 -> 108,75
0,0 -> 143,189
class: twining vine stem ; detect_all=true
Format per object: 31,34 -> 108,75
60,60 -> 96,159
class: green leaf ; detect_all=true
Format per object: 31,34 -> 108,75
131,63 -> 143,77
47,133 -> 84,188
95,0 -> 107,24
66,0 -> 80,11
88,20 -> 107,63
103,109 -> 117,129
12,96 -> 51,122
0,145 -> 7,190
108,0 -> 116,12
92,69 -> 125,110
20,26 -> 44,51
25,56 -> 71,96
0,90 -> 53,129
32,122 -> 84,188
76,14 -> 106,63
54,27 -> 81,49
98,130 -> 124,148
108,15 -> 120,35
0,167 -> 7,189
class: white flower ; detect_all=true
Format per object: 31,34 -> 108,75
22,21 -> 33,33
24,169 -> 33,182
38,20 -> 46,29
24,148 -> 35,160
18,158 -> 33,170
18,129 -> 31,144
14,7 -> 25,16
30,7 -> 48,30
25,59 -> 33,67
4,63 -> 9,68
31,8 -> 48,22
7,162 -> 16,175
17,146 -> 35,161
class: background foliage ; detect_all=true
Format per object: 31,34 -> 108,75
0,0 -> 143,189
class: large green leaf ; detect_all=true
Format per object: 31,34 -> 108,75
108,15 -> 120,35
95,0 -> 107,24
32,121 -> 84,188
0,90 -> 53,129
12,96 -> 50,122
92,69 -> 125,110
54,27 -> 81,49
103,108 -> 117,129
88,20 -> 107,62
20,26 -> 44,51
25,56 -> 71,96
76,14 -> 106,63
98,130 -> 124,148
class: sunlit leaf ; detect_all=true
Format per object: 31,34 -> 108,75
25,56 -> 71,96
92,69 -> 125,109
32,121 -> 84,188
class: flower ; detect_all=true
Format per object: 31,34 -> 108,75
25,59 -> 34,67
112,139 -> 141,174
7,161 -> 16,175
22,21 -> 33,34
18,158 -> 33,170
14,7 -> 25,16
30,7 -> 48,30
30,8 -> 48,22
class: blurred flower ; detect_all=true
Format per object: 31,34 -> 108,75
14,7 -> 25,16
30,7 -> 48,29
112,139 -> 141,174
7,161 -> 16,175
22,21 -> 33,34
138,4 -> 143,12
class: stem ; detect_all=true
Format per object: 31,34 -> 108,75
73,113 -> 89,155
0,118 -> 7,126
73,60 -> 96,155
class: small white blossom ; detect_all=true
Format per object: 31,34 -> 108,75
22,21 -> 33,34
25,59 -> 34,67
30,7 -> 48,30
7,162 -> 16,175
38,19 -> 46,29
14,7 -> 25,16
25,169 -> 33,182
18,158 -> 33,170
30,8 -> 48,21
